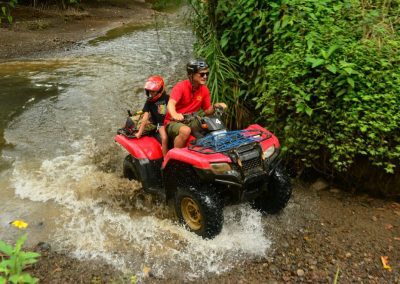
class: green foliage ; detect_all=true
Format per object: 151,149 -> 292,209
188,0 -> 252,129
0,0 -> 17,24
189,0 -> 400,179
0,234 -> 40,284
148,0 -> 184,11
1,0 -> 81,24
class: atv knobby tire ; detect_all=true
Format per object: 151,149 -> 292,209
252,165 -> 292,214
167,163 -> 223,239
123,155 -> 140,181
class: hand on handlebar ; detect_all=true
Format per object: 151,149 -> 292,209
171,113 -> 184,121
214,102 -> 227,110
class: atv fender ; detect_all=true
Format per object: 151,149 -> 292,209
246,124 -> 280,150
115,134 -> 162,160
162,147 -> 230,170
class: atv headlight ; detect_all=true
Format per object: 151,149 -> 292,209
263,146 -> 275,159
210,163 -> 232,174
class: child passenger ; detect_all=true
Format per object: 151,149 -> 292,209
135,75 -> 169,156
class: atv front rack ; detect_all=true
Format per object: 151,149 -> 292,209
189,129 -> 271,154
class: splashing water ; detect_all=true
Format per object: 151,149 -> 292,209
10,136 -> 270,279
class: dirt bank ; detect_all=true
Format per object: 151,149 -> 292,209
0,1 -> 157,60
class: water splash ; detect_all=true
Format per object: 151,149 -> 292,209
11,136 -> 270,280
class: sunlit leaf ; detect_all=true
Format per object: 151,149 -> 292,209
326,64 -> 337,74
381,256 -> 392,272
0,276 -> 7,284
306,57 -> 325,68
347,77 -> 355,88
0,241 -> 13,255
305,106 -> 313,116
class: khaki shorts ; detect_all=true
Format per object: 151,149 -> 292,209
166,120 -> 201,140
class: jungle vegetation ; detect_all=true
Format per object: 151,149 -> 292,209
0,0 -> 181,23
188,0 -> 400,195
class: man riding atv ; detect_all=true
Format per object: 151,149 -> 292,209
165,58 -> 227,148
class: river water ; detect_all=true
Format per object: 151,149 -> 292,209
0,9 -> 271,280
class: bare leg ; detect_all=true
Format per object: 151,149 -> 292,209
158,126 -> 168,156
174,125 -> 191,148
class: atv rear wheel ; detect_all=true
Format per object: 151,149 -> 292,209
123,155 -> 140,181
252,165 -> 292,214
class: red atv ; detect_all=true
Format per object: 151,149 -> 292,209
115,108 -> 292,239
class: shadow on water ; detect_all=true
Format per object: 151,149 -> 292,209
88,1 -> 188,46
88,23 -> 156,45
147,0 -> 186,13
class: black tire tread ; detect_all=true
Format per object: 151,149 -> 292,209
253,165 -> 292,214
123,154 -> 139,181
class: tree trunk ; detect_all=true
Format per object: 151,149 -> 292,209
208,0 -> 218,28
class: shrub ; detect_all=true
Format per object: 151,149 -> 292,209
188,0 -> 400,185
0,0 -> 17,24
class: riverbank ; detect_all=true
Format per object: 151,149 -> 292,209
0,1 -> 157,60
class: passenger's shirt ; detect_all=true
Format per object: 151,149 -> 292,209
142,92 -> 169,126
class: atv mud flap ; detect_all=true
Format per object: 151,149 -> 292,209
135,158 -> 164,196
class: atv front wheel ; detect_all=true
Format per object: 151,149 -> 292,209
175,185 -> 223,239
252,165 -> 292,214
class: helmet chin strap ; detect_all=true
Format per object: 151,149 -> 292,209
188,74 -> 195,95
189,73 -> 200,95
188,73 -> 194,84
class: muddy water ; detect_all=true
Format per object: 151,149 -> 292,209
0,12 -> 271,281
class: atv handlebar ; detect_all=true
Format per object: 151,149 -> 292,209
171,112 -> 202,124
127,109 -> 143,117
213,105 -> 224,117
172,107 -> 225,124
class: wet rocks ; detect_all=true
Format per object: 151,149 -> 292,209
296,268 -> 305,277
35,242 -> 51,252
310,178 -> 329,191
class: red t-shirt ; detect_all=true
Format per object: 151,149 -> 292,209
164,79 -> 212,125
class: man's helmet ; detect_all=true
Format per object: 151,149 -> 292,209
144,75 -> 164,102
187,58 -> 208,75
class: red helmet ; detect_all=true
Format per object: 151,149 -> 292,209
144,75 -> 164,102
